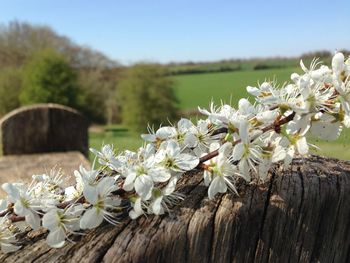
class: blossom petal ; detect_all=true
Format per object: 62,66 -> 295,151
46,228 -> 66,248
271,146 -> 286,163
238,120 -> 249,143
238,160 -> 251,182
208,176 -> 227,199
123,172 -> 137,191
129,198 -> 143,219
150,168 -> 171,183
218,142 -> 233,157
157,127 -> 176,140
203,170 -> 211,186
310,121 -> 342,141
232,143 -> 244,161
176,154 -> 199,171
178,118 -> 194,131
80,207 -> 104,229
97,177 -> 116,196
2,183 -> 21,203
151,197 -> 164,215
141,134 -> 156,142
184,133 -> 197,148
14,202 -> 27,217
296,137 -> 309,155
83,185 -> 98,205
25,211 -> 41,230
134,175 -> 153,200
162,176 -> 179,195
42,210 -> 59,230
246,86 -> 260,96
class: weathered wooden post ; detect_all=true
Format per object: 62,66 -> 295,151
1,156 -> 349,263
0,103 -> 88,157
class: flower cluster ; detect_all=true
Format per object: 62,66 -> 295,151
0,52 -> 349,253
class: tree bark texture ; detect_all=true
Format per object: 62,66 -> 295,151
1,155 -> 349,263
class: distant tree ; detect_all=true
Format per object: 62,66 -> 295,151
77,68 -> 118,123
0,67 -> 22,116
118,64 -> 178,132
339,49 -> 350,58
0,21 -> 122,123
300,50 -> 332,59
20,49 -> 79,107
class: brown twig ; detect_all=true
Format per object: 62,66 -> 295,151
211,127 -> 228,136
197,111 -> 296,167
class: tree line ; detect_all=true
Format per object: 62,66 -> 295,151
0,21 -> 178,131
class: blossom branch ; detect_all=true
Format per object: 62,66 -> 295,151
1,52 -> 350,253
198,111 -> 296,165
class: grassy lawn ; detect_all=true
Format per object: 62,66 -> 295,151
309,128 -> 350,160
88,125 -> 143,161
173,67 -> 300,109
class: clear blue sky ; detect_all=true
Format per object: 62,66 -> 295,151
1,0 -> 349,64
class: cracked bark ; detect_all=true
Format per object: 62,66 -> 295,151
1,156 -> 349,263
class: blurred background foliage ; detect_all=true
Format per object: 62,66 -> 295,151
118,63 -> 178,132
0,21 -> 120,124
20,49 -> 79,107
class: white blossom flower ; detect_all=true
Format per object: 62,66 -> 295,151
277,115 -> 312,165
129,197 -> 144,219
148,176 -> 182,215
248,82 -> 297,109
292,83 -> 335,114
155,140 -> 199,173
74,165 -> 99,187
298,58 -> 332,83
232,121 -> 262,181
331,53 -> 350,127
80,177 -> 120,229
258,134 -> 286,181
123,157 -> 171,200
90,144 -> 122,170
199,102 -> 241,130
198,101 -> 223,124
2,183 -> 41,230
332,52 -> 350,82
141,126 -> 176,146
171,118 -> 198,148
141,119 -> 198,148
191,119 -> 217,156
29,168 -> 67,205
42,204 -> 84,248
203,143 -> 240,199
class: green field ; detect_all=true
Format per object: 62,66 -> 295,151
89,126 -> 143,160
173,67 -> 300,109
89,67 -> 350,161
